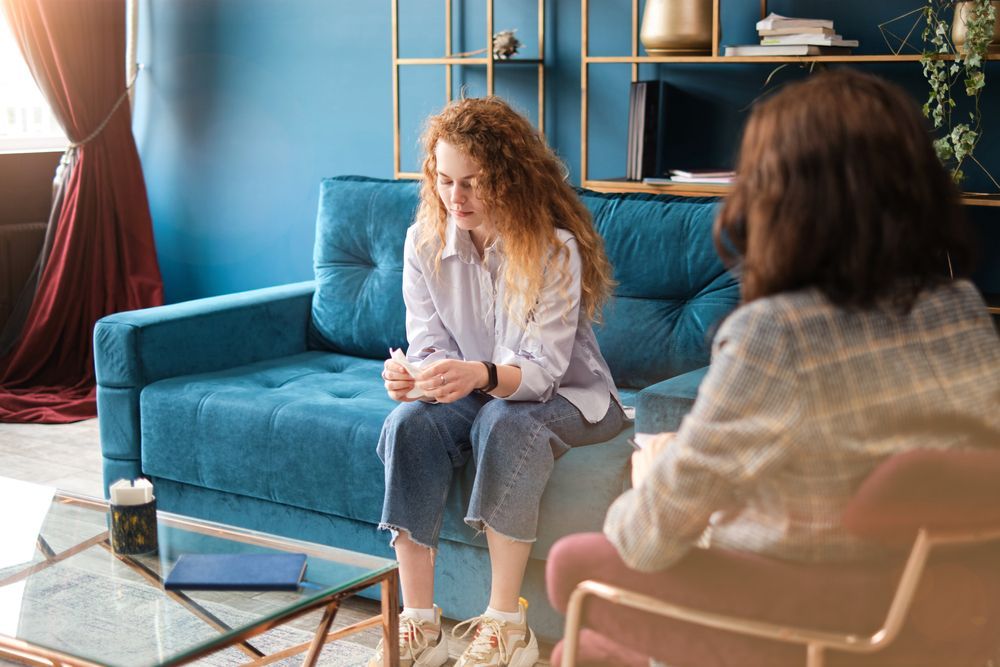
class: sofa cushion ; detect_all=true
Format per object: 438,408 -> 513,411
141,354 -> 640,554
580,191 -> 739,388
309,176 -> 416,359
141,352 -> 395,526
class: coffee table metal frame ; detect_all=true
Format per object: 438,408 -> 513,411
0,491 -> 400,667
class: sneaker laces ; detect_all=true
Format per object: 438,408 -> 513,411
453,615 -> 511,665
374,616 -> 436,661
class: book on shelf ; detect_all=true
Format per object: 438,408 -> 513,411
761,34 -> 859,47
750,12 -> 859,52
643,177 -> 733,185
669,169 -> 735,179
644,169 -> 735,185
646,178 -> 734,186
759,26 -> 836,36
626,80 -> 666,181
627,83 -> 639,180
756,12 -> 834,31
724,44 -> 853,57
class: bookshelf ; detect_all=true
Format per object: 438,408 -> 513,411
580,0 -> 1000,208
391,0 -> 545,179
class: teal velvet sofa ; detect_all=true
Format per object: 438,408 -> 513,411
93,175 -> 739,640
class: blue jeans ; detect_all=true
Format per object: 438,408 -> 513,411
377,393 -> 626,549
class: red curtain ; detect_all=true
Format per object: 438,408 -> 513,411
0,0 -> 163,423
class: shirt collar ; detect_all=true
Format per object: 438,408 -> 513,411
442,218 -> 501,264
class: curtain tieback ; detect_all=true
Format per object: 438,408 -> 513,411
55,66 -> 143,186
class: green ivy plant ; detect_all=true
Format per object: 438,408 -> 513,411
921,0 -> 997,184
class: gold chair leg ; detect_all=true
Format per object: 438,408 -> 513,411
561,584 -> 591,666
807,642 -> 826,667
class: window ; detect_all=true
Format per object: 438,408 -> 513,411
0,16 -> 67,153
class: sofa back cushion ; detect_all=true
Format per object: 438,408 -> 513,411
310,176 -> 739,382
580,191 -> 739,388
310,176 -> 415,358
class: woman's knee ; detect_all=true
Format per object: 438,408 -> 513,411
470,400 -> 538,449
378,402 -> 445,462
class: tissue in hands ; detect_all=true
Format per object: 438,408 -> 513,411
389,348 -> 424,399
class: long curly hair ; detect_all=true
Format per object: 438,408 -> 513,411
414,96 -> 615,324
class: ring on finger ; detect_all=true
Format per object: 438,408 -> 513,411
439,374 -> 446,388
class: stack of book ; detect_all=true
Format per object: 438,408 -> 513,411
724,13 -> 858,57
626,81 -> 665,181
643,169 -> 736,186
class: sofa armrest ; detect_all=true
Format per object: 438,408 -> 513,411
94,281 -> 315,386
94,281 -> 315,492
635,366 -> 708,434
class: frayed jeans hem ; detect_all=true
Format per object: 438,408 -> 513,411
378,522 -> 437,552
464,517 -> 537,544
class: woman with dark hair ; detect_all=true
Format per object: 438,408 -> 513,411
371,96 -> 625,667
601,68 -> 999,571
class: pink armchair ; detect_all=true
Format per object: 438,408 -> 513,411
547,448 -> 1000,666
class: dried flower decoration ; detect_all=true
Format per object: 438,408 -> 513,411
492,30 -> 522,59
454,30 -> 523,60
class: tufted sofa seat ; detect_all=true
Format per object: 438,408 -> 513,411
94,175 -> 739,639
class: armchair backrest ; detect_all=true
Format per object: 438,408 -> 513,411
842,447 -> 1000,546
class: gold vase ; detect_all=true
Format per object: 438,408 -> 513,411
640,0 -> 714,56
952,1 -> 1000,55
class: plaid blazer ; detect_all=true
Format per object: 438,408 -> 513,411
605,280 -> 1000,571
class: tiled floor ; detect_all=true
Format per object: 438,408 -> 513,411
0,419 -> 552,666
0,419 -> 103,498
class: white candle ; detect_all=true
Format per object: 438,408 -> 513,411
110,478 -> 154,505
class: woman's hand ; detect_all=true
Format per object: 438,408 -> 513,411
382,359 -> 418,402
630,432 -> 675,489
415,359 -> 486,404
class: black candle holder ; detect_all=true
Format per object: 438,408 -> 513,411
110,499 -> 158,555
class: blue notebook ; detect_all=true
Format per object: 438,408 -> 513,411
164,553 -> 308,591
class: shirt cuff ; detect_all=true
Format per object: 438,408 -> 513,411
496,345 -> 556,402
409,347 -> 454,367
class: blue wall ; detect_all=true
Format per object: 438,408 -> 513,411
135,0 -> 999,303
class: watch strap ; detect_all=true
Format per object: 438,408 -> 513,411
479,361 -> 499,394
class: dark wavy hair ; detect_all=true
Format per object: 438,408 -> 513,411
715,69 -> 975,310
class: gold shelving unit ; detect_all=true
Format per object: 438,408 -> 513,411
391,0 -> 545,179
985,293 -> 1000,315
580,0 -> 1000,207
584,180 -> 1000,209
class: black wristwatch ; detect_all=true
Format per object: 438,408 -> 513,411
479,361 -> 499,394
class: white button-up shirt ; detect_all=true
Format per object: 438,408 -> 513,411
402,220 -> 620,423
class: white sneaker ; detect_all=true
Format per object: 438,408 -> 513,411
367,607 -> 449,667
452,598 -> 539,667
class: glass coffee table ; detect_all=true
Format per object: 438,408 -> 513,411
0,477 -> 399,666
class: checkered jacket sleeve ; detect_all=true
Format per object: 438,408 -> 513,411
604,301 -> 801,572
